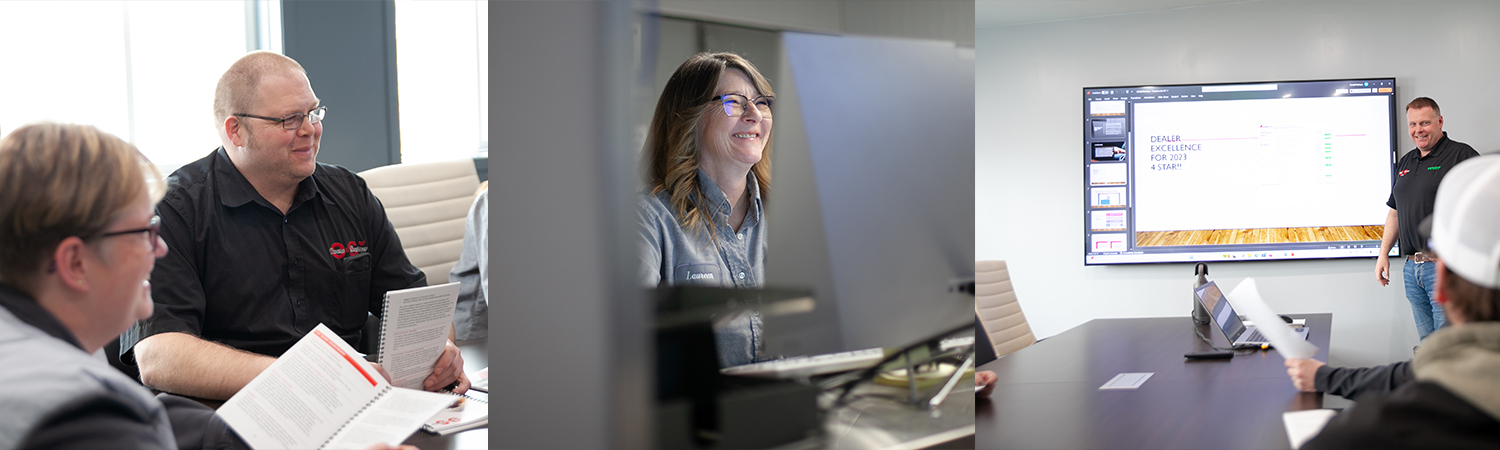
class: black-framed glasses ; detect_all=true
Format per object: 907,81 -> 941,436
97,215 -> 161,252
233,105 -> 327,130
712,94 -> 772,118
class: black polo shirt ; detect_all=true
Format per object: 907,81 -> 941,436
1386,132 -> 1478,256
121,147 -> 425,360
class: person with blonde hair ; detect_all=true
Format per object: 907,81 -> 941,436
638,52 -> 775,367
120,50 -> 467,400
0,122 -> 243,448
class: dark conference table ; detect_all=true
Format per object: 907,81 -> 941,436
976,314 -> 1331,449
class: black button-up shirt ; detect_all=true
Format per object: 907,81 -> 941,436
1386,133 -> 1478,255
122,147 -> 425,359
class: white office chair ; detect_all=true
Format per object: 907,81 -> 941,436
358,159 -> 479,285
975,260 -> 1037,357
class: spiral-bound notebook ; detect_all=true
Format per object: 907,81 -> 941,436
423,389 -> 488,435
377,282 -> 461,390
217,323 -> 456,450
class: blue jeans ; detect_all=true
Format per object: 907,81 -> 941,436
1403,259 -> 1445,340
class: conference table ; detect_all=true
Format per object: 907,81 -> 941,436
976,314 -> 1332,449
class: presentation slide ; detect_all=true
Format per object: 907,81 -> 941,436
1090,163 -> 1127,186
1091,210 -> 1126,231
1090,187 -> 1127,207
1132,96 -> 1391,232
1091,233 -> 1127,251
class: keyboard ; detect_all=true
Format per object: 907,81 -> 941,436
1244,329 -> 1267,343
721,348 -> 886,378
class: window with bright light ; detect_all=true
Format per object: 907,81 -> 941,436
0,1 -> 270,171
394,0 -> 488,164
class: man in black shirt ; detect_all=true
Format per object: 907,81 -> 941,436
1374,97 -> 1478,340
119,51 -> 469,400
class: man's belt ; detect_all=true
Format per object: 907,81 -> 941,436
1408,252 -> 1433,262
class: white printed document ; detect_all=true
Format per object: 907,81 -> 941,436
378,282 -> 461,390
218,323 -> 456,450
1283,409 -> 1337,449
1226,278 -> 1319,359
423,389 -> 488,435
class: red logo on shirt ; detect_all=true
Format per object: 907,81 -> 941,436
329,241 -> 368,259
1398,169 -> 1411,177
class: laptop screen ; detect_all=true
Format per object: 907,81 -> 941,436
1194,281 -> 1247,342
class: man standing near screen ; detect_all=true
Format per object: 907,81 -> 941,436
1375,97 -> 1478,341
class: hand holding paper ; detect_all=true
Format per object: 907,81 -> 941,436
1225,278 -> 1319,359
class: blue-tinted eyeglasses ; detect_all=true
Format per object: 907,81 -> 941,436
712,94 -> 773,118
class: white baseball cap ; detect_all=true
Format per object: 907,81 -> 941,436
1424,154 -> 1500,290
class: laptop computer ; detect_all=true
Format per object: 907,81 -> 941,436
1193,280 -> 1309,346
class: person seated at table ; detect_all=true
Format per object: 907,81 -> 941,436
638,52 -> 774,368
451,181 -> 488,341
1284,356 -> 1412,400
0,122 -> 420,450
119,51 -> 466,400
0,122 -> 233,449
1303,155 -> 1500,448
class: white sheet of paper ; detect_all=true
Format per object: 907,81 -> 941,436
1225,278 -> 1319,359
1099,372 -> 1153,390
1283,409 -> 1336,449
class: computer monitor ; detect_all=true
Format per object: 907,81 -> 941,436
763,32 -> 975,357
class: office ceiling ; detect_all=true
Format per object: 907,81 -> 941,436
976,0 -> 1260,28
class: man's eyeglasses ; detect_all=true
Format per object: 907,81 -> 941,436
712,94 -> 772,118
97,215 -> 161,252
234,105 -> 328,130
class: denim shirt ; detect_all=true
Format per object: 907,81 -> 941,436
639,170 -> 766,367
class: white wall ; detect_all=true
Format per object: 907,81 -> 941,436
658,0 -> 974,46
976,1 -> 1500,369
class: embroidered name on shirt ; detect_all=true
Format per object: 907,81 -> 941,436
1427,166 -> 1441,170
329,241 -> 369,259
689,272 -> 714,280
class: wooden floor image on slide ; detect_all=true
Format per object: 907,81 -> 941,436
1135,225 -> 1383,246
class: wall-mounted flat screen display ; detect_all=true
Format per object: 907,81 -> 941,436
1083,78 -> 1397,265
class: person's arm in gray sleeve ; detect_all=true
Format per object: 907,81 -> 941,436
20,392 -> 171,450
1315,360 -> 1414,400
638,198 -> 665,287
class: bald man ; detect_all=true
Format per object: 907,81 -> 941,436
121,51 -> 468,400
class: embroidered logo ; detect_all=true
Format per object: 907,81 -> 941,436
329,241 -> 369,259
1427,166 -> 1441,170
688,272 -> 714,280
1398,169 -> 1410,177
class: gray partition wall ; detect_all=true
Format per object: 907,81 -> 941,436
494,1 -> 652,448
282,0 -> 401,172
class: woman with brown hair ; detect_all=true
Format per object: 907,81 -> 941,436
638,52 -> 775,367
